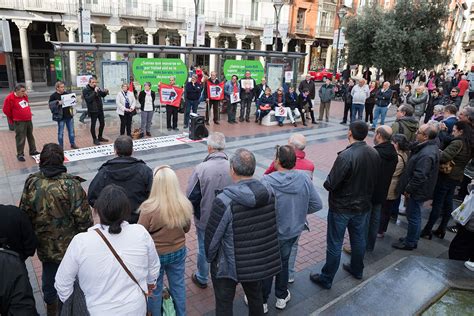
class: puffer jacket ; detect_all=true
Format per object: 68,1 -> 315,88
439,137 -> 471,182
397,140 -> 440,201
205,179 -> 281,282
386,151 -> 408,200
324,141 -> 381,214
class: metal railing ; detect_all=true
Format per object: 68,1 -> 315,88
295,24 -> 311,34
315,25 -> 334,38
219,13 -> 245,27
156,5 -> 187,21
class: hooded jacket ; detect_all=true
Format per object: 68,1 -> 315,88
392,116 -> 419,142
397,140 -> 440,201
261,170 -> 323,240
88,156 -> 153,223
205,179 -> 281,282
372,142 -> 398,204
264,149 -> 314,179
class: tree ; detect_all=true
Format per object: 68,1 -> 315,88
345,0 -> 449,83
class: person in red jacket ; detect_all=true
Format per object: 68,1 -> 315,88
458,74 -> 469,97
264,133 -> 315,283
2,84 -> 39,161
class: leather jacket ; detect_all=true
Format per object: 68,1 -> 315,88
324,141 -> 381,214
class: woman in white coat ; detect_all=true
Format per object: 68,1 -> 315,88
116,83 -> 137,136
54,184 -> 160,316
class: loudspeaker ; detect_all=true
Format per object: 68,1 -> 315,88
189,114 -> 208,140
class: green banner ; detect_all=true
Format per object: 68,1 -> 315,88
223,60 -> 264,83
54,56 -> 63,81
132,58 -> 188,90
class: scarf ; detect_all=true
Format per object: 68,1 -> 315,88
233,82 -> 238,94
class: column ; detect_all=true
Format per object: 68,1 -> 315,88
106,25 -> 122,61
208,32 -> 220,73
282,38 -> 290,53
259,36 -> 266,68
13,20 -> 33,91
64,24 -> 78,79
144,27 -> 158,59
178,30 -> 187,62
236,34 -> 246,60
325,45 -> 333,70
304,40 -> 313,74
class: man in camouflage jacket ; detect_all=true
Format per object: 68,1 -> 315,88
19,143 -> 92,315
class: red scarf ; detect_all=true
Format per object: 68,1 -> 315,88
233,82 -> 238,94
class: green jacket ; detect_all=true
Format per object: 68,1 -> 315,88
440,138 -> 471,182
391,116 -> 419,143
20,171 -> 93,263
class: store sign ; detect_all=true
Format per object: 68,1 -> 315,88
132,58 -> 188,91
223,60 -> 265,83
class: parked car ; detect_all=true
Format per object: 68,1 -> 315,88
309,68 -> 341,81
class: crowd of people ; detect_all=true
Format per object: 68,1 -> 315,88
1,64 -> 474,316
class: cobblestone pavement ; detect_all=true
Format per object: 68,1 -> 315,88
1,100 -> 453,316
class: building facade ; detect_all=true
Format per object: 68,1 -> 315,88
0,0 -> 289,90
444,0 -> 472,71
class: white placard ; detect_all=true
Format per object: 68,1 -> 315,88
241,79 -> 254,90
80,10 -> 91,43
197,15 -> 206,46
101,61 -> 129,102
263,24 -> 274,46
61,93 -> 77,108
76,75 -> 92,88
230,92 -> 240,104
285,71 -> 293,83
186,17 -> 195,45
274,106 -> 288,117
278,23 -> 288,40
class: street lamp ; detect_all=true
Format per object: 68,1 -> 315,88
273,0 -> 285,51
43,26 -> 51,42
333,6 -> 347,76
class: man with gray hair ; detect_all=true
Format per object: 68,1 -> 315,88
204,71 -> 221,125
392,104 -> 419,142
187,132 -> 232,289
408,84 -> 429,120
205,148 -> 281,315
371,81 -> 392,130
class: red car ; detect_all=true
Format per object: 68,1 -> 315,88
309,68 -> 341,81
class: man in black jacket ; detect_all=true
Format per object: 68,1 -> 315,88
88,136 -> 153,223
371,81 -> 392,130
393,124 -> 440,250
298,74 -> 316,120
239,71 -> 257,122
184,74 -> 202,129
82,77 -> 109,145
310,121 -> 380,289
205,149 -> 280,315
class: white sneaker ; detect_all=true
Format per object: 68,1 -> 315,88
275,290 -> 291,310
288,277 -> 295,283
263,303 -> 268,314
465,261 -> 474,272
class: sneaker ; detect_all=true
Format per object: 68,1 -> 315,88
71,144 -> 79,150
191,273 -> 207,289
288,277 -> 295,284
465,261 -> 474,272
30,151 -> 40,156
17,155 -> 26,162
275,290 -> 291,310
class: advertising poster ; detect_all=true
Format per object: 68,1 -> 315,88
133,58 -> 188,91
223,60 -> 265,83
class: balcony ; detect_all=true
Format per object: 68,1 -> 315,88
156,5 -> 187,22
295,24 -> 311,35
315,25 -> 334,39
0,0 -> 72,14
83,2 -> 113,16
246,17 -> 274,30
219,13 -> 245,28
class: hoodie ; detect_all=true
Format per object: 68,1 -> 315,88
392,116 -> 419,142
88,156 -> 153,223
205,179 -> 281,282
261,170 -> 322,240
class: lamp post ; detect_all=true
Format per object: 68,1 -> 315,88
193,0 -> 200,66
333,6 -> 347,76
273,0 -> 284,51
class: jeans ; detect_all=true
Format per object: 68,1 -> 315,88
372,106 -> 388,128
166,105 -> 179,129
240,98 -> 252,120
256,109 -> 271,121
148,249 -> 186,316
351,103 -> 364,122
57,118 -> 75,148
119,113 -> 133,136
140,110 -> 154,133
404,197 -> 423,247
195,227 -> 209,284
366,203 -> 381,251
288,235 -> 300,280
262,236 -> 297,302
211,262 -> 264,316
14,121 -> 37,156
184,99 -> 200,127
276,107 -> 295,123
42,262 -> 60,304
89,110 -> 105,140
319,211 -> 369,287
423,176 -> 458,233
227,102 -> 238,122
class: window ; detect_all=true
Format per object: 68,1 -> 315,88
126,0 -> 138,8
163,0 -> 173,11
320,11 -> 328,27
198,0 -> 205,15
251,0 -> 258,21
296,8 -> 305,28
85,0 -> 98,4
225,0 -> 233,18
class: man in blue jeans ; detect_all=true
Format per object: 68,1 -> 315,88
310,121 -> 380,289
371,81 -> 393,130
393,124 -> 439,250
350,78 -> 369,122
261,145 -> 322,310
187,132 -> 232,288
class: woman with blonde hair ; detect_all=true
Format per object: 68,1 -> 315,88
138,166 -> 193,316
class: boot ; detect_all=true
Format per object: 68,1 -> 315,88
47,301 -> 58,316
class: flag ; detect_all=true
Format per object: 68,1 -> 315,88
159,83 -> 184,108
129,81 -> 134,92
207,82 -> 225,101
